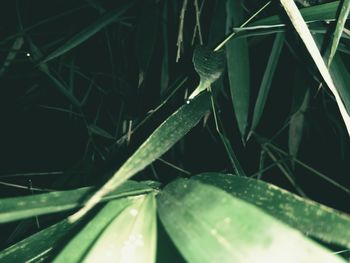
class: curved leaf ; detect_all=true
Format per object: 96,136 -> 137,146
194,173 -> 350,248
158,178 -> 345,263
69,92 -> 211,221
0,180 -> 154,223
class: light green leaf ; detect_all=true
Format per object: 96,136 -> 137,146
41,1 -> 134,64
226,0 -> 250,138
0,180 -> 154,223
158,178 -> 346,263
250,32 -> 285,132
188,46 -> 226,99
69,92 -> 211,222
327,0 -> 350,65
88,124 -> 115,140
251,1 -> 344,27
76,194 -> 156,263
279,0 -> 350,137
194,173 -> 350,249
0,220 -> 73,263
53,198 -> 130,262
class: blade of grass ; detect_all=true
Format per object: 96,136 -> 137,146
279,0 -> 350,137
327,0 -> 350,66
69,92 -> 212,222
40,1 -> 135,64
194,173 -> 350,248
225,0 -> 250,139
250,32 -> 285,133
0,181 -> 154,223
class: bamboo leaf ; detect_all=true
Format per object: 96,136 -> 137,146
250,32 -> 285,132
41,2 -> 134,64
69,92 -> 212,222
226,0 -> 250,138
194,173 -> 350,249
188,45 -> 226,99
88,124 -> 115,140
0,180 -> 154,223
279,0 -> 350,137
251,1 -> 345,27
0,220 -> 74,263
158,178 -> 345,263
53,198 -> 130,262
79,194 -> 157,263
327,0 -> 350,65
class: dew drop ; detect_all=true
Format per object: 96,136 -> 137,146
130,208 -> 138,217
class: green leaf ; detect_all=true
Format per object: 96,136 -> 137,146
85,193 -> 157,263
250,32 -> 285,132
226,0 -> 250,138
158,178 -> 345,263
251,1 -> 344,27
0,180 -> 154,223
279,0 -> 350,137
0,220 -> 74,263
194,173 -> 350,249
88,124 -> 115,140
326,0 -> 350,66
41,2 -> 135,64
53,198 -> 130,262
188,46 -> 226,99
69,92 -> 211,222
289,84 -> 310,160
56,194 -> 157,263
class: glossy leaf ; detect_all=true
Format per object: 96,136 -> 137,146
0,180 -> 154,223
194,173 -> 350,248
82,193 -> 157,263
251,32 -> 285,132
53,198 -> 130,262
70,92 -> 211,221
279,0 -> 350,137
158,178 -> 345,263
188,46 -> 226,99
41,2 -> 135,64
0,220 -> 73,263
226,0 -> 250,138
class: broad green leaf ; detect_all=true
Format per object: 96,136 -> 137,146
53,198 -> 131,262
188,46 -> 226,99
88,124 -> 115,140
251,1 -> 344,27
250,32 -> 285,132
207,0 -> 226,49
327,0 -> 350,65
0,180 -> 154,223
136,3 -> 159,87
0,220 -> 74,263
69,92 -> 211,222
194,173 -> 350,249
279,0 -> 350,137
158,178 -> 345,263
226,0 -> 250,138
41,2 -> 134,64
80,194 -> 156,263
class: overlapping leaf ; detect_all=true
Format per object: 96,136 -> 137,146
158,178 -> 345,263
